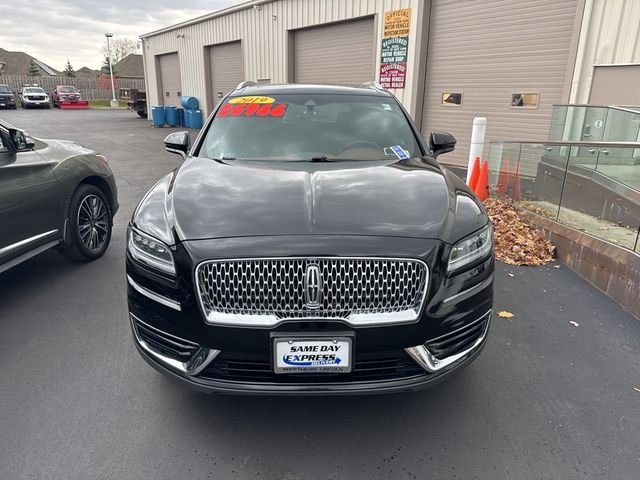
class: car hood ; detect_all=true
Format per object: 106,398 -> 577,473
133,156 -> 487,245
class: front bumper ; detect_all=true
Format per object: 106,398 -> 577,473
0,99 -> 16,108
129,308 -> 491,395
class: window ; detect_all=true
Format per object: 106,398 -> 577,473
511,93 -> 539,108
441,92 -> 462,106
0,133 -> 6,153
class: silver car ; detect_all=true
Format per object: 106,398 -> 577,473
19,86 -> 51,109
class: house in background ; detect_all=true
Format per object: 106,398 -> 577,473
0,47 -> 60,76
113,54 -> 144,81
76,66 -> 101,78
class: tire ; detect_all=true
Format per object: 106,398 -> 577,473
59,184 -> 113,262
137,110 -> 146,118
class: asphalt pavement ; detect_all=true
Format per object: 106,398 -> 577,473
0,109 -> 639,480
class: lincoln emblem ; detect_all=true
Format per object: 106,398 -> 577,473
304,265 -> 322,309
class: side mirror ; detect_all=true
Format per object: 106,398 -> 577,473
8,128 -> 35,151
429,131 -> 456,158
164,131 -> 190,159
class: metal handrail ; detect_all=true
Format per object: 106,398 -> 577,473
552,104 -> 640,115
490,140 -> 640,148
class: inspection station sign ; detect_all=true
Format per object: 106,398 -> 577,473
383,8 -> 411,38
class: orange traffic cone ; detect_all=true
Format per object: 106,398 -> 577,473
468,157 -> 481,191
474,161 -> 490,201
495,159 -> 511,196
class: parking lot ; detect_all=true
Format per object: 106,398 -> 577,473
1,109 -> 639,479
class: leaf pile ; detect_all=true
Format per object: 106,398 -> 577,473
484,198 -> 556,266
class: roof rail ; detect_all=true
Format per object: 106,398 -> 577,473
362,81 -> 385,91
235,80 -> 258,90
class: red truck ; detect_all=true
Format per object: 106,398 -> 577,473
51,85 -> 89,109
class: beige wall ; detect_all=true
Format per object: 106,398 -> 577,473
570,0 -> 640,104
141,0 -> 426,118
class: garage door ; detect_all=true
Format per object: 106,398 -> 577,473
293,17 -> 375,85
157,53 -> 182,107
590,65 -> 640,106
208,41 -> 244,111
421,0 -> 579,166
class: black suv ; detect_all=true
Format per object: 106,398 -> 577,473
126,82 -> 494,395
0,84 -> 17,109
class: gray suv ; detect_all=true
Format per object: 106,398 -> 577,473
0,120 -> 118,273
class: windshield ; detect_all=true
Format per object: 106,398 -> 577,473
25,87 -> 45,94
59,86 -> 78,92
0,85 -> 10,93
199,93 -> 422,161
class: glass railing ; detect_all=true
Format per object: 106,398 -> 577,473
549,104 -> 640,143
487,140 -> 640,253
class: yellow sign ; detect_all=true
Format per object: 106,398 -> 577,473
229,96 -> 275,104
383,8 -> 411,38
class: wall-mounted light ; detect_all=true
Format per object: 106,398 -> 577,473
253,5 -> 261,11
272,14 -> 277,20
176,33 -> 185,39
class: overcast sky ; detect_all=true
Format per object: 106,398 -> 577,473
0,0 -> 237,71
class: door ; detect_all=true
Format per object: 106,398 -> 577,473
208,41 -> 244,112
0,129 -> 62,266
293,17 -> 375,84
420,0 -> 580,166
158,53 -> 182,107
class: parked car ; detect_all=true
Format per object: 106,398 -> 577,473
18,85 -> 50,109
51,85 -> 88,109
0,120 -> 118,274
0,84 -> 17,109
127,82 -> 494,395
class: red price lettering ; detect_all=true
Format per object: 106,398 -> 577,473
270,104 -> 287,117
244,103 -> 261,116
217,103 -> 233,117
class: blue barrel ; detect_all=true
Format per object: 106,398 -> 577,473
165,106 -> 178,127
151,106 -> 165,127
176,108 -> 185,127
180,96 -> 199,110
184,109 -> 192,128
189,110 -> 203,129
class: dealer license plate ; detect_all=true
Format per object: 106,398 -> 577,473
274,337 -> 352,373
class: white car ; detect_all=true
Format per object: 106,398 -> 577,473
19,86 -> 51,109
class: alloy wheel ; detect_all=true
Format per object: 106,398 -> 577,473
77,194 -> 109,251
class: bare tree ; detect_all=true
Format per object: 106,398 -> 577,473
102,37 -> 140,65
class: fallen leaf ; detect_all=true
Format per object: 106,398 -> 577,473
554,265 -> 561,269
483,198 -> 556,266
497,311 -> 514,319
569,321 -> 579,327
508,273 -> 514,277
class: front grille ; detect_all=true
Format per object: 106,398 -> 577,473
199,349 -> 425,383
196,257 -> 428,323
424,315 -> 489,360
134,317 -> 198,362
26,96 -> 45,101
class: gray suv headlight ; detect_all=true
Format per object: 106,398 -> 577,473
127,227 -> 175,276
448,224 -> 493,273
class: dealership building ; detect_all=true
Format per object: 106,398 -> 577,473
140,0 -> 640,166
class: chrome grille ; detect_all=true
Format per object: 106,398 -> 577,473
196,257 -> 428,326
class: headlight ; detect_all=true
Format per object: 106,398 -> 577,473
448,224 -> 493,273
128,227 -> 175,276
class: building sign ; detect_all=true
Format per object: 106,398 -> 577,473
380,63 -> 406,90
383,8 -> 411,38
381,36 -> 409,64
379,8 -> 411,89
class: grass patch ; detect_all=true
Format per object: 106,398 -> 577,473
89,100 -> 128,109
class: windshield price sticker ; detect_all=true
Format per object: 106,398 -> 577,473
274,338 -> 352,373
228,96 -> 275,104
217,102 -> 287,117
